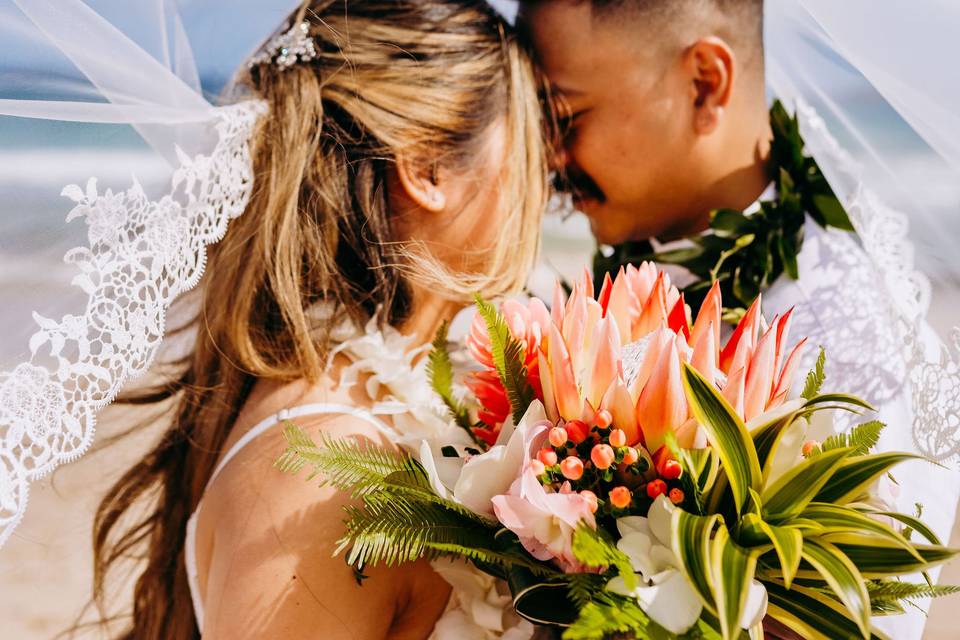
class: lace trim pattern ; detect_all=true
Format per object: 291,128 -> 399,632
0,100 -> 266,546
796,100 -> 960,461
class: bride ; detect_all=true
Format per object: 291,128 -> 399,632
89,1 -> 547,637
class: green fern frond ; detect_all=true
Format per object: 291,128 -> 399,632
571,524 -> 638,591
427,321 -> 473,433
822,420 -> 885,456
338,494 -> 553,576
474,295 -> 535,425
277,425 -> 420,496
802,348 -> 827,400
563,593 -> 655,640
867,580 -> 960,602
566,573 -> 607,609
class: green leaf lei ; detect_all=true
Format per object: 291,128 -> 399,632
593,100 -> 853,323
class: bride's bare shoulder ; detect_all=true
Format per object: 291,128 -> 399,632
196,375 -> 431,637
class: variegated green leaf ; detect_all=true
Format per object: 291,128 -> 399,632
801,538 -> 871,639
854,507 -> 942,545
761,447 -> 851,519
742,516 -> 803,588
815,452 -> 923,504
748,402 -> 804,483
765,581 -> 891,640
672,510 -> 720,612
803,393 -> 875,412
710,525 -> 760,640
682,363 -> 761,514
827,534 -> 959,577
801,503 -> 922,561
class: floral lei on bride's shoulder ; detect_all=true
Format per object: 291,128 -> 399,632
594,100 -> 854,324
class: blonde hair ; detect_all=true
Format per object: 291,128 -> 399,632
89,1 -> 548,637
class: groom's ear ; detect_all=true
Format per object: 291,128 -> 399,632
395,153 -> 447,213
684,36 -> 735,135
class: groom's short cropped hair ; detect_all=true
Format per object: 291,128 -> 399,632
582,0 -> 765,57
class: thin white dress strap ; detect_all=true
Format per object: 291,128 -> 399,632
185,402 -> 395,633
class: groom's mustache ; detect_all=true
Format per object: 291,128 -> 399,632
553,165 -> 606,205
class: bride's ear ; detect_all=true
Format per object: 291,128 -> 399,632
395,153 -> 447,213
685,36 -> 735,135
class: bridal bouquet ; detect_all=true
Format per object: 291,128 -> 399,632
278,265 -> 957,640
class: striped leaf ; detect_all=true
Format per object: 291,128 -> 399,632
803,393 -> 875,412
827,534 -> 959,577
710,525 -> 761,640
672,509 -> 720,612
748,402 -> 804,483
855,508 -> 942,545
740,515 -> 803,588
682,363 -> 761,514
815,452 -> 923,504
800,539 -> 871,638
800,502 -> 923,561
761,447 -> 851,519
765,581 -> 891,640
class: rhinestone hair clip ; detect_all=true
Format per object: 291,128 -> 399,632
248,21 -> 317,70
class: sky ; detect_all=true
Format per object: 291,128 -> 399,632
0,0 -> 302,99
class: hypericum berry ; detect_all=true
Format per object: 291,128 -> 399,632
608,429 -> 627,448
595,410 -> 613,429
660,460 -> 683,481
530,459 -> 546,477
591,444 -> 616,470
622,447 -> 640,466
610,486 -> 632,509
560,456 -> 584,481
565,420 -> 591,444
548,426 -> 569,448
646,479 -> 668,499
802,440 -> 821,456
581,490 -> 599,513
669,488 -> 685,505
537,448 -> 558,466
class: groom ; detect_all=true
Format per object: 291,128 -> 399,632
521,1 -> 957,637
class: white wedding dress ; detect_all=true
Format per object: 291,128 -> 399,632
182,315 -> 534,639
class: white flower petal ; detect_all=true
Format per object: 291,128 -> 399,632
635,570 -> 703,635
647,495 -> 675,546
616,515 -> 652,538
418,440 -> 450,499
739,580 -> 769,630
617,531 -> 655,577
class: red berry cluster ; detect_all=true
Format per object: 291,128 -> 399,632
531,410 -> 686,517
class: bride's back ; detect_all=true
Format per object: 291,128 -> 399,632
90,1 -> 549,637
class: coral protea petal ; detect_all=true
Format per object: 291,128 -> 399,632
720,295 -> 762,374
549,323 -> 581,421
635,339 -> 687,452
691,280 -> 722,351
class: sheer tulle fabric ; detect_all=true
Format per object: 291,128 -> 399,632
766,0 -> 960,462
0,0 -> 298,545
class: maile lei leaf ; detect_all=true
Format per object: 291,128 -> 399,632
593,100 -> 853,320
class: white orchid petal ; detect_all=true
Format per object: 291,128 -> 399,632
634,570 -> 703,635
616,515 -> 652,538
418,440 -> 450,500
740,580 -> 769,630
647,495 -> 676,546
617,531 -> 656,577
